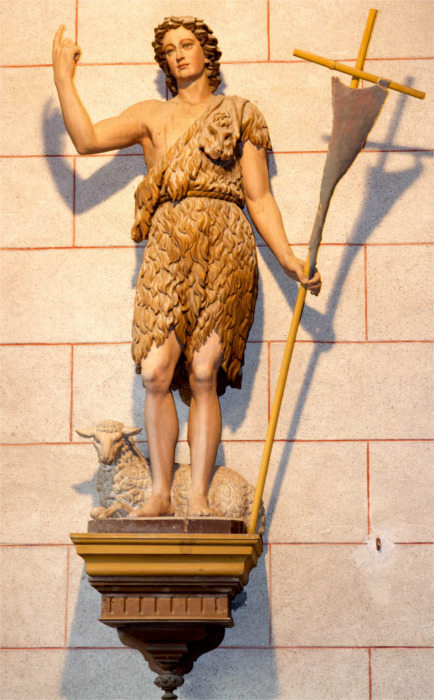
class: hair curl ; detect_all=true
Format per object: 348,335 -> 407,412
153,16 -> 222,97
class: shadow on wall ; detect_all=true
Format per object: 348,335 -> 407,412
61,552 -> 277,700
265,77 -> 430,532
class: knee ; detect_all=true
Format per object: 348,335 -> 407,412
189,359 -> 219,395
141,360 -> 172,394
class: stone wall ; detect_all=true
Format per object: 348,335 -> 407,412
1,1 -> 433,698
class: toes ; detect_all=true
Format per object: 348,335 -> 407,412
188,507 -> 214,517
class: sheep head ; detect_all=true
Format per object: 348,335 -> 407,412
76,420 -> 142,465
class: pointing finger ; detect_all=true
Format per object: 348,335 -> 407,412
53,24 -> 65,48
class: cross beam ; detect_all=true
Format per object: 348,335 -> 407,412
293,44 -> 425,100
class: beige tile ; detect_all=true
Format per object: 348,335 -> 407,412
367,245 -> 433,340
72,343 -> 145,433
270,0 -> 433,60
371,648 -> 434,700
320,152 -> 434,245
369,441 -> 434,542
363,60 -> 433,151
0,649 -> 66,700
0,444 -> 98,544
0,157 -> 74,248
174,440 -> 193,464
0,546 -> 67,647
269,151 -> 434,248
0,68 -> 74,156
268,152 -> 328,246
0,648 -> 157,699
264,441 -> 368,543
269,342 -> 433,440
215,440 -> 265,485
182,647 -> 368,699
78,0 -> 268,64
0,249 -> 137,343
251,244 -> 366,342
0,346 -> 71,443
271,543 -> 433,646
74,155 -> 146,246
275,648 -> 368,700
0,0 -> 76,65
73,341 -> 269,442
67,552 -> 123,648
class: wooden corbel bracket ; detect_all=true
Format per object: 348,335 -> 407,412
71,521 -> 262,699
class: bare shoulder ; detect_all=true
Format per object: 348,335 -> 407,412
122,99 -> 168,128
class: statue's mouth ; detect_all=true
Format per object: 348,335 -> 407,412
100,460 -> 114,467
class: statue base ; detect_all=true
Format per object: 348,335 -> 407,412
71,519 -> 262,699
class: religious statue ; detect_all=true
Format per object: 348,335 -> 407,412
52,15 -> 321,520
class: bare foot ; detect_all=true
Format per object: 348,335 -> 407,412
128,494 -> 175,518
187,493 -> 214,517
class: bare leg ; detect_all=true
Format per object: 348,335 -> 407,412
134,332 -> 182,517
187,332 -> 223,516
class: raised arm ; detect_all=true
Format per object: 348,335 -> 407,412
240,141 -> 321,294
52,25 -> 148,155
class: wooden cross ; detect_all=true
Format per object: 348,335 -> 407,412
247,8 -> 425,534
294,8 -> 425,100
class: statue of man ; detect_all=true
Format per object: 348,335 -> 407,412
52,16 -> 321,518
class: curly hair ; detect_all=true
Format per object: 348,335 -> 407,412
153,16 -> 222,97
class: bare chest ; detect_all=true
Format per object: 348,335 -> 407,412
141,102 -> 214,170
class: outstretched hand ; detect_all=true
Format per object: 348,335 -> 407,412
283,255 -> 322,296
52,25 -> 82,82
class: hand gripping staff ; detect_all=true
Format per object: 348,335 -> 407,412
247,8 -> 426,534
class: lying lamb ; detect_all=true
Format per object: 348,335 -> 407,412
77,419 -> 265,534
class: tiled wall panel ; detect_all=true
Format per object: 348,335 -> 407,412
1,0 -> 432,698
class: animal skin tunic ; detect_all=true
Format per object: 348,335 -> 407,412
131,94 -> 271,404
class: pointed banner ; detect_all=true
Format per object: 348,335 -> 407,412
308,76 -> 388,278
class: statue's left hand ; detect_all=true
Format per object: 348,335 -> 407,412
283,256 -> 322,296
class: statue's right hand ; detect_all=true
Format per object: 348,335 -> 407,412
52,25 -> 82,82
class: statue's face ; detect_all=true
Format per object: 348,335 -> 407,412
163,27 -> 206,86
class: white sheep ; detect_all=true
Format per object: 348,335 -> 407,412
77,419 -> 265,533
76,420 -> 152,519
